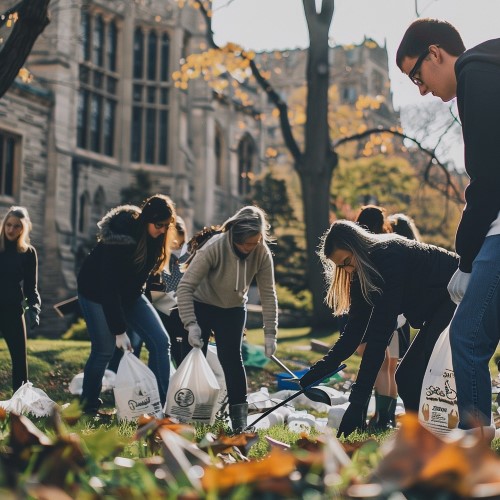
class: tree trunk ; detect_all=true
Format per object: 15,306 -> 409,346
296,0 -> 338,327
0,0 -> 51,99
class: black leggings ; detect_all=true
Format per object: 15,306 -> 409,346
0,308 -> 28,391
395,298 -> 456,412
194,301 -> 247,405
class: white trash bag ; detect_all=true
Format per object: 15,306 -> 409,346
68,369 -> 116,395
113,351 -> 163,421
0,381 -> 56,417
164,348 -> 220,424
206,344 -> 227,413
418,326 -> 459,436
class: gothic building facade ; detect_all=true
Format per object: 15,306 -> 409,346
0,0 -> 265,335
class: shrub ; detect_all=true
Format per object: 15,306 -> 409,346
62,317 -> 88,341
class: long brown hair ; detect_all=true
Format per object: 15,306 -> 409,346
134,194 -> 176,273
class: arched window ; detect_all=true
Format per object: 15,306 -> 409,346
78,9 -> 118,157
131,27 -> 170,166
237,134 -> 257,195
91,187 -> 106,231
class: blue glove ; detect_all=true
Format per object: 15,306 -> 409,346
337,402 -> 367,438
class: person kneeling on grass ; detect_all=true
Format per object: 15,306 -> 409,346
300,220 -> 458,438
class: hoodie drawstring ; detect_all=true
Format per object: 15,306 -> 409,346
234,258 -> 248,292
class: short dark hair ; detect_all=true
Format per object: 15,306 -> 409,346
396,18 -> 466,69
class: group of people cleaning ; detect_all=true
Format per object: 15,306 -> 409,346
1,18 -> 499,440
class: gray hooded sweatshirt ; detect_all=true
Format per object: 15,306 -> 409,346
176,232 -> 278,337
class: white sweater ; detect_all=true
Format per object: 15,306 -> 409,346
176,233 -> 278,337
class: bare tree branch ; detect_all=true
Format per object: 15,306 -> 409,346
0,0 -> 51,99
334,127 -> 463,202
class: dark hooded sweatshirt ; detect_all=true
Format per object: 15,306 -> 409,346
77,205 -> 161,335
454,38 -> 500,272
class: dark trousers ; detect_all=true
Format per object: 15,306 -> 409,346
159,308 -> 191,367
0,308 -> 28,391
395,298 -> 456,412
194,301 -> 247,405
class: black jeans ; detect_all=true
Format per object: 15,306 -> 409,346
159,308 -> 190,367
395,298 -> 456,412
194,301 -> 247,405
0,307 -> 28,391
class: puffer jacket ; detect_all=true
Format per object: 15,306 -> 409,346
77,205 -> 160,335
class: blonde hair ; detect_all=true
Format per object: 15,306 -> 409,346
0,206 -> 32,253
319,220 -> 395,316
135,194 -> 176,273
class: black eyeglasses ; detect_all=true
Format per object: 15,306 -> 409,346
408,45 -> 438,86
153,222 -> 171,230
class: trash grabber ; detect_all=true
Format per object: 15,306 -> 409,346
270,354 -> 333,404
243,363 -> 347,432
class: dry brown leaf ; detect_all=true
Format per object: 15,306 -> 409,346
201,448 -> 296,492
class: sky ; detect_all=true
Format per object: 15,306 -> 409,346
211,0 -> 500,109
211,0 -> 500,168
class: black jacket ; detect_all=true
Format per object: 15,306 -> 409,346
309,238 -> 458,404
0,239 -> 41,315
454,38 -> 500,272
77,205 -> 161,335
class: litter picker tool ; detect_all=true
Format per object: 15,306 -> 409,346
270,354 -> 333,404
243,363 -> 347,432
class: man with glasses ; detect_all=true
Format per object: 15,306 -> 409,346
397,19 -> 500,439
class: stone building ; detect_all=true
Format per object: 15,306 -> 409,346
0,0 -> 265,336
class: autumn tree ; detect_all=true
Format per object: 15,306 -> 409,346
177,0 -> 462,328
0,0 -> 51,98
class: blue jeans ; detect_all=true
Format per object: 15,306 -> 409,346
79,293 -> 171,410
450,235 -> 500,429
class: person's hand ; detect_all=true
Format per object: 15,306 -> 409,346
115,332 -> 133,351
447,269 -> 471,304
187,323 -> 204,348
337,402 -> 367,438
299,364 -> 331,389
26,308 -> 40,329
264,334 -> 277,357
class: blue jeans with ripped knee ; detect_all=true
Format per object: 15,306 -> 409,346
450,235 -> 500,429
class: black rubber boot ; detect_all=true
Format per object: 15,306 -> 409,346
229,403 -> 248,434
388,397 -> 397,427
369,395 -> 397,431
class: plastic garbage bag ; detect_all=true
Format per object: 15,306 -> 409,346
0,381 -> 56,417
68,369 -> 116,395
418,326 -> 459,436
113,351 -> 163,421
164,347 -> 220,424
206,344 -> 227,412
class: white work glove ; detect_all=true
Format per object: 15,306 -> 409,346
264,334 -> 277,358
447,269 -> 471,305
187,323 -> 204,348
115,332 -> 133,351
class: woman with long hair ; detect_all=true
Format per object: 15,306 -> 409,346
77,194 -> 176,414
176,205 -> 279,433
300,220 -> 458,437
0,206 -> 41,392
